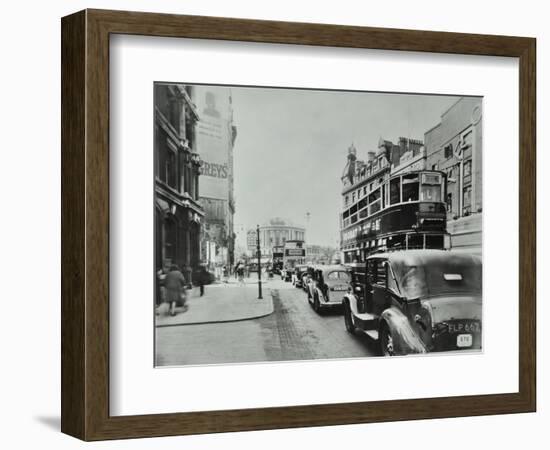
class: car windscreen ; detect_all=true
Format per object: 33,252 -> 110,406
393,258 -> 481,299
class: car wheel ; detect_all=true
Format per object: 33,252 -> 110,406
343,301 -> 356,334
379,323 -> 395,356
313,293 -> 322,314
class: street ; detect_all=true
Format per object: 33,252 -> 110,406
155,278 -> 378,366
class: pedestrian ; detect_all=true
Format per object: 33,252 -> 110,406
198,265 -> 207,297
164,264 -> 187,316
223,265 -> 229,283
237,264 -> 245,285
291,267 -> 298,285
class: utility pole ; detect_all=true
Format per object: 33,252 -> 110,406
256,224 -> 263,299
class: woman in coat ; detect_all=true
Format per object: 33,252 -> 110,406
164,264 -> 186,316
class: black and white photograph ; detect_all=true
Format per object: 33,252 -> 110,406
153,83 -> 483,366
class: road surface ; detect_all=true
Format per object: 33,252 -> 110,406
155,279 -> 379,366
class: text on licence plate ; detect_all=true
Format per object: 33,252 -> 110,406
456,334 -> 473,348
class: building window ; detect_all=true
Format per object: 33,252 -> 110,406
463,186 -> 472,215
446,193 -> 453,212
166,150 -> 177,188
444,143 -> 453,159
432,163 -> 438,171
164,217 -> 177,262
168,99 -> 181,133
464,160 -> 472,177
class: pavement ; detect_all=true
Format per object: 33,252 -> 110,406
155,278 -> 274,327
155,279 -> 378,366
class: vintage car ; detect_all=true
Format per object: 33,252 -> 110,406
342,250 -> 482,356
306,265 -> 351,314
293,264 -> 309,288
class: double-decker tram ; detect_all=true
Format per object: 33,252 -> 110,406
341,170 -> 449,263
283,240 -> 306,268
271,245 -> 284,274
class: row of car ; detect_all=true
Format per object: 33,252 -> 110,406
285,250 -> 483,356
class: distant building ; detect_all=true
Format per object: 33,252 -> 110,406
305,244 -> 337,265
154,83 -> 203,282
425,97 -> 482,252
247,218 -> 306,256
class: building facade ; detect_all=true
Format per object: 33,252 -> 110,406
425,97 -> 482,252
154,83 -> 204,282
247,218 -> 306,256
194,86 -> 238,270
305,244 -> 337,265
339,137 -> 431,263
339,141 -> 391,263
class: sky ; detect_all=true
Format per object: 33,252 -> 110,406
224,85 -> 459,249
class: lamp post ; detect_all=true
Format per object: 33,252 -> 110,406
256,224 -> 263,299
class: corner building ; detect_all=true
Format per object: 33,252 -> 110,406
154,84 -> 204,282
425,97 -> 482,253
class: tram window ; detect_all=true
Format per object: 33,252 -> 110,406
369,201 -> 381,215
402,174 -> 419,202
421,184 -> 442,202
408,234 -> 424,249
368,189 -> 380,204
390,177 -> 401,204
426,235 -> 444,249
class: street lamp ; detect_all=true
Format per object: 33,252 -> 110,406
256,224 -> 263,299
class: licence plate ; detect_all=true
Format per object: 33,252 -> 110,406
333,286 -> 348,291
457,334 -> 473,348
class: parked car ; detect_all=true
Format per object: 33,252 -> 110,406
342,250 -> 482,356
306,265 -> 351,314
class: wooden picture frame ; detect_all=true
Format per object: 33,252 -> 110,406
61,9 -> 536,441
